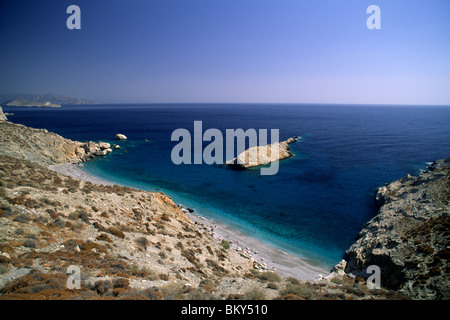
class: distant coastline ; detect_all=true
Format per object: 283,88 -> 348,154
0,93 -> 94,108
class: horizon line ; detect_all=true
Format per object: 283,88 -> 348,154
72,101 -> 450,107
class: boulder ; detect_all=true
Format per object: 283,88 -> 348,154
75,147 -> 86,157
94,149 -> 108,156
115,133 -> 127,140
82,142 -> 98,154
98,142 -> 111,150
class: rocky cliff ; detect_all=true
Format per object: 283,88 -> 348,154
341,158 -> 450,299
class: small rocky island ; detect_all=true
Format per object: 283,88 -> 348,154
226,136 -> 300,170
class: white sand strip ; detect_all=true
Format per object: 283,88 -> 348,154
49,163 -> 115,186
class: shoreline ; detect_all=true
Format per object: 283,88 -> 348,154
49,163 -> 115,186
184,211 -> 329,280
49,162 -> 330,280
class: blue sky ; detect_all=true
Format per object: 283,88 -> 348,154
0,0 -> 449,104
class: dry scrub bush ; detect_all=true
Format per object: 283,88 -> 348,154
257,271 -> 282,283
134,236 -> 149,250
243,285 -> 267,300
279,283 -> 318,300
159,282 -> 185,300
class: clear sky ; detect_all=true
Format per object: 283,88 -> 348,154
0,0 -> 449,104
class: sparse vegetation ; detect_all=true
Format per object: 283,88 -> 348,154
107,226 -> 125,239
134,236 -> 149,250
257,271 -> 282,283
221,240 -> 231,250
279,283 -> 318,300
243,285 -> 267,300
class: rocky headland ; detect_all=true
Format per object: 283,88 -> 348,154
0,118 -> 444,300
226,136 -> 299,170
0,93 -> 94,108
5,100 -> 61,108
335,158 -> 449,299
0,121 -> 115,166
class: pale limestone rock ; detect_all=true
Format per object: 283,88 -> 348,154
115,133 -> 127,140
98,142 -> 111,150
227,136 -> 300,169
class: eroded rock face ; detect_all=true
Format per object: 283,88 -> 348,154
341,158 -> 450,299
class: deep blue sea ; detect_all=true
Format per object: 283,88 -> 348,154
6,104 -> 450,270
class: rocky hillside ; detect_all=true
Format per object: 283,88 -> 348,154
0,121 -> 412,300
0,121 -> 115,166
342,159 -> 450,299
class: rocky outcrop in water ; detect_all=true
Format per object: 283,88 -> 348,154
115,133 -> 127,140
226,136 -> 299,169
341,158 -> 450,299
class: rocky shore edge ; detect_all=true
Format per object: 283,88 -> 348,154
329,158 -> 449,299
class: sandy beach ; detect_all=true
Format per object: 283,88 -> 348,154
185,212 -> 330,280
49,163 -> 115,186
49,163 -> 330,280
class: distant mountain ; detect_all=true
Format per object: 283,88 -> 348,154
0,93 -> 95,107
4,99 -> 62,108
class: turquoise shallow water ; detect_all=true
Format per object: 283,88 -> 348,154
7,103 -> 450,270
